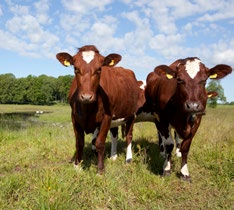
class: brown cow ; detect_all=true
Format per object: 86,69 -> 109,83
91,80 -> 146,160
143,57 -> 232,181
56,45 -> 144,173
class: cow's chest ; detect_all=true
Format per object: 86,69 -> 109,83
73,102 -> 102,133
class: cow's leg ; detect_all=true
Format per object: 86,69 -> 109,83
121,124 -> 126,138
95,115 -> 112,174
158,131 -> 165,158
159,131 -> 174,176
180,137 -> 192,182
155,119 -> 174,176
71,117 -> 84,169
174,131 -> 182,157
91,127 -> 99,151
110,127 -> 118,160
125,116 -> 135,163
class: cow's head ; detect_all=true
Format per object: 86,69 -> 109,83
155,57 -> 232,113
56,45 -> 121,103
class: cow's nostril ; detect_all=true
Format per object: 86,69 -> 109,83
186,103 -> 190,109
185,101 -> 203,112
81,94 -> 93,102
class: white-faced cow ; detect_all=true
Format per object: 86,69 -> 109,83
56,45 -> 145,173
143,57 -> 232,181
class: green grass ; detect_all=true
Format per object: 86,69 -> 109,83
0,104 -> 233,209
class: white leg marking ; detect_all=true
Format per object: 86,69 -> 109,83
91,128 -> 99,151
176,148 -> 182,157
174,132 -> 182,157
110,131 -> 118,161
126,142 -> 132,161
163,159 -> 171,171
181,164 -> 189,176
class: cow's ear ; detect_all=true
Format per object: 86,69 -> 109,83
209,64 -> 232,79
56,53 -> 74,67
207,91 -> 218,98
154,65 -> 176,80
103,54 -> 122,67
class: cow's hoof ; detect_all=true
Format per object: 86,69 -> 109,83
180,173 -> 192,182
163,170 -> 171,177
110,154 -> 118,161
97,168 -> 105,175
126,158 -> 132,163
74,164 -> 82,172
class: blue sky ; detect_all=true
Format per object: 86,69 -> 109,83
0,0 -> 233,102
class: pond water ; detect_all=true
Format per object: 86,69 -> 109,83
0,112 -> 44,130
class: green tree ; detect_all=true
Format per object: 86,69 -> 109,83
206,80 -> 226,108
56,75 -> 73,102
0,73 -> 73,105
0,74 -> 16,104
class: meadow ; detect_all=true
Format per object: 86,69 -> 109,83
0,104 -> 233,210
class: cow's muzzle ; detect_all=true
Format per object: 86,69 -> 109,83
184,101 -> 203,113
80,93 -> 95,103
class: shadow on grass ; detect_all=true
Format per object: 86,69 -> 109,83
69,136 -> 164,175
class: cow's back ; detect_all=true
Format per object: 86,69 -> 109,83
100,66 -> 143,119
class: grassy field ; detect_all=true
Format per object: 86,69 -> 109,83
0,104 -> 233,209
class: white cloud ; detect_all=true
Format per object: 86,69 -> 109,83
9,4 -> 29,15
1,0 -> 234,69
0,6 -> 3,16
150,33 -> 184,58
210,39 -> 234,65
34,0 -> 51,24
61,0 -> 112,13
196,0 -> 234,22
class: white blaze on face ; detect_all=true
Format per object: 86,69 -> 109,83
82,51 -> 95,64
185,58 -> 201,79
140,80 -> 146,90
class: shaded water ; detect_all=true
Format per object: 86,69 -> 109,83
0,112 -> 43,130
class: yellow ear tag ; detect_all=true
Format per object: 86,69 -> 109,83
207,94 -> 212,98
209,73 -> 217,79
166,74 -> 173,79
64,60 -> 70,67
109,59 -> 115,66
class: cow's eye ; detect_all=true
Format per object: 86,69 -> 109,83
199,80 -> 206,85
177,78 -> 185,84
75,68 -> 81,74
94,69 -> 101,75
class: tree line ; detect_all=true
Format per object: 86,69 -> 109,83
0,73 -> 232,106
0,73 -> 73,105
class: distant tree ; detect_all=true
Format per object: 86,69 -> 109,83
0,73 -> 73,105
11,77 -> 29,104
0,74 -> 16,104
206,80 -> 226,108
56,75 -> 73,102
